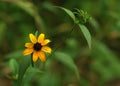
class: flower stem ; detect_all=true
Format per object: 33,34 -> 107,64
31,54 -> 34,67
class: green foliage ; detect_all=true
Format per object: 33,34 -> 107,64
91,41 -> 120,81
39,72 -> 60,86
78,24 -> 91,49
0,0 -> 120,86
0,21 -> 7,44
55,7 -> 91,49
54,51 -> 80,80
74,9 -> 91,24
55,6 -> 76,23
6,50 -> 23,59
17,56 -> 31,86
9,59 -> 19,79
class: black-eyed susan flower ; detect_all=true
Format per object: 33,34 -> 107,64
23,33 -> 52,62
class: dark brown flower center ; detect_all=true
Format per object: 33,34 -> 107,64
33,42 -> 42,51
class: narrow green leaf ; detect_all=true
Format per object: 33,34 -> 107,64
55,6 -> 76,22
0,21 -> 6,44
54,51 -> 80,80
6,50 -> 23,59
14,1 -> 35,17
22,67 -> 44,86
35,30 -> 39,37
9,59 -> 19,75
93,60 -> 113,81
26,67 -> 44,74
39,72 -> 60,86
78,24 -> 91,49
1,0 -> 46,33
91,41 -> 120,76
89,18 -> 100,32
17,56 -> 31,86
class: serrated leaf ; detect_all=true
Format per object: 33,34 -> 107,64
54,51 -> 80,80
55,6 -> 75,22
78,24 -> 91,49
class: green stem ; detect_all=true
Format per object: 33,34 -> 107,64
31,54 -> 34,67
53,23 -> 75,53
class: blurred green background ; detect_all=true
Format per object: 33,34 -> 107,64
0,0 -> 120,86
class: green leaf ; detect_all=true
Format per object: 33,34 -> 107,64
22,67 -> 43,86
17,56 -> 31,86
89,18 -> 100,32
91,41 -> 120,76
15,1 -> 46,32
0,21 -> 6,44
35,30 -> 39,37
26,67 -> 44,74
1,0 -> 46,33
78,24 -> 91,49
39,72 -> 60,86
14,1 -> 36,17
55,6 -> 76,22
9,59 -> 19,75
54,51 -> 80,80
6,50 -> 23,59
93,60 -> 113,81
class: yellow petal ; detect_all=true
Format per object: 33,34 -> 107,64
25,43 -> 33,48
29,33 -> 37,44
23,48 -> 33,56
41,39 -> 51,46
41,46 -> 52,53
38,51 -> 46,62
38,33 -> 44,43
32,51 -> 39,62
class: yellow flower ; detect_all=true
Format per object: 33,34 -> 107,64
23,33 -> 52,62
